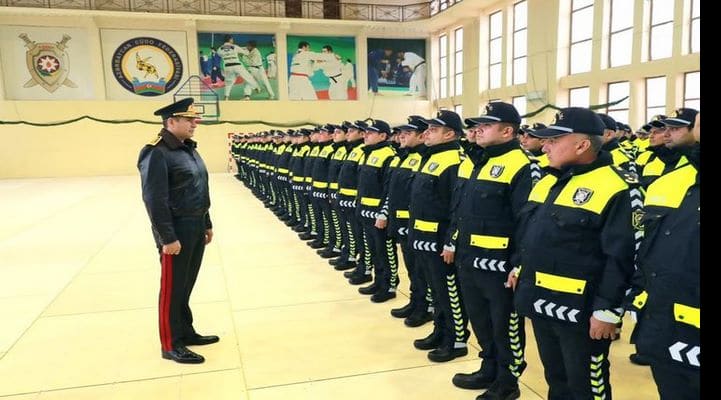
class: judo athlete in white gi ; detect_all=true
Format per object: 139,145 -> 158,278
216,35 -> 259,100
401,51 -> 427,97
243,40 -> 275,99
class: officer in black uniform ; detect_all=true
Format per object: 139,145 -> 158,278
508,107 -> 636,399
446,102 -> 534,399
137,98 -> 219,364
631,108 -> 699,400
519,123 -> 550,168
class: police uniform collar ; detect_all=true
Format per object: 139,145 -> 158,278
160,129 -> 196,150
601,138 -> 620,151
556,151 -> 613,177
483,138 -> 520,157
362,141 -> 390,153
332,140 -> 347,149
425,140 -> 460,155
407,143 -> 426,154
318,139 -> 333,146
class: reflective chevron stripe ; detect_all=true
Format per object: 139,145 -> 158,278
412,240 -> 437,252
447,273 -> 466,343
397,227 -> 409,236
308,204 -> 317,232
472,257 -> 507,272
669,341 -> 700,367
529,160 -> 542,184
360,210 -> 377,219
322,211 -> 330,244
590,353 -> 607,399
532,298 -> 580,322
346,220 -> 357,259
507,311 -> 524,377
331,210 -> 342,249
363,231 -> 373,274
386,238 -> 398,289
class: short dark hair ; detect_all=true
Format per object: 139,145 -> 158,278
322,45 -> 333,52
587,134 -> 604,153
223,34 -> 233,43
298,41 -> 310,49
498,122 -> 521,135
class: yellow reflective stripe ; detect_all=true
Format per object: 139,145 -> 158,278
414,219 -> 439,233
339,188 -> 358,196
360,197 -> 381,206
645,164 -> 697,208
535,272 -> 586,295
553,166 -> 628,214
396,210 -> 410,219
329,183 -> 339,190
528,174 -> 557,203
674,303 -> 700,329
515,265 -> 522,277
292,176 -> 305,182
304,177 -> 312,183
633,291 -> 648,309
469,234 -> 509,249
313,181 -> 329,189
278,168 -> 289,174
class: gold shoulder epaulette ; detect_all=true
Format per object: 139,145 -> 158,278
147,135 -> 162,146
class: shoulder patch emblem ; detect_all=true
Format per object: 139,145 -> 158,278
572,187 -> 594,205
148,135 -> 162,146
409,159 -> 418,166
632,209 -> 644,230
369,156 -> 379,165
427,162 -> 439,172
490,165 -> 505,178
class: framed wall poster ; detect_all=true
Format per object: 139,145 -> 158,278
367,38 -> 427,99
100,29 -> 188,100
197,32 -> 277,101
286,35 -> 356,101
0,25 -> 95,100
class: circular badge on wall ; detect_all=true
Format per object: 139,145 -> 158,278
111,37 -> 183,96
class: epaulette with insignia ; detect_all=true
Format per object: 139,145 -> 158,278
148,135 -> 162,146
612,165 -> 639,184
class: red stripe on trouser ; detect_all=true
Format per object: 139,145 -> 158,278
160,253 -> 174,351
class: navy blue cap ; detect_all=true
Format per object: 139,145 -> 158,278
347,120 -> 369,130
422,110 -> 464,135
532,107 -> 606,137
366,119 -> 391,135
521,122 -> 547,135
598,114 -> 617,131
396,115 -> 429,132
637,124 -> 651,135
647,115 -> 667,128
298,128 -> 312,137
663,108 -> 698,127
468,102 -> 522,125
319,124 -> 338,133
286,128 -> 296,135
153,97 -> 201,119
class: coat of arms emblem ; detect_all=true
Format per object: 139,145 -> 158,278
490,165 -> 505,178
572,187 -> 594,205
19,33 -> 77,93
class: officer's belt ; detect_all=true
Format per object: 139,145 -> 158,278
339,188 -> 358,196
360,197 -> 381,206
249,65 -> 262,68
413,61 -> 426,72
291,72 -> 309,77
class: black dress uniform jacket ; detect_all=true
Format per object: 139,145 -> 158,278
138,129 -> 212,245
384,144 -> 425,238
513,151 -> 635,328
357,141 -> 396,218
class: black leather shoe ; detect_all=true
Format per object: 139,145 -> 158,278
329,257 -> 342,266
334,260 -> 357,271
371,291 -> 396,303
428,346 -> 468,362
348,274 -> 372,285
298,232 -> 316,241
307,240 -> 325,249
390,302 -> 414,318
414,331 -> 442,350
476,381 -> 520,400
161,346 -> 205,364
358,282 -> 378,295
292,225 -> 306,232
343,270 -> 355,278
629,353 -> 652,366
184,334 -> 220,346
452,368 -> 497,390
318,249 -> 342,259
404,311 -> 433,327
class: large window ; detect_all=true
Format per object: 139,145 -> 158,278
439,34 -> 448,98
454,104 -> 463,117
690,0 -> 700,53
454,27 -> 464,96
607,81 -> 630,124
569,86 -> 590,108
650,0 -> 674,60
570,0 -> 594,74
489,11 -> 503,89
512,1 -> 528,84
609,0 -> 634,67
512,95 -> 527,124
646,76 -> 667,121
684,71 -> 700,110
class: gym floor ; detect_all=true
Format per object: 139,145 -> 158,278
0,174 -> 658,399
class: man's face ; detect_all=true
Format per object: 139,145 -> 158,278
465,127 -> 478,142
401,130 -> 425,148
167,117 -> 199,141
301,45 -> 309,52
664,125 -> 695,148
648,126 -> 667,146
475,122 -> 510,148
692,113 -> 700,143
542,133 -> 590,169
384,49 -> 393,57
322,48 -> 329,54
519,132 -> 543,152
363,130 -> 386,145
317,131 -> 332,142
333,129 -> 346,142
425,125 -> 453,146
346,127 -> 363,141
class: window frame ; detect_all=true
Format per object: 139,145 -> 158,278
512,0 -> 528,84
569,0 -> 595,74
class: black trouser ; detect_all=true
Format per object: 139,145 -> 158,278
339,197 -> 363,265
398,236 -> 429,311
531,318 -> 612,400
311,190 -> 330,244
415,250 -> 468,347
458,266 -> 526,383
650,362 -> 699,400
154,215 -> 206,351
329,193 -> 344,252
304,186 -> 317,233
360,218 -> 397,292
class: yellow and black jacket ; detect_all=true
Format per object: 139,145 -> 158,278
327,141 -> 349,196
356,141 -> 396,220
289,142 -> 311,189
408,140 -> 462,252
513,151 -> 636,327
633,145 -> 699,370
336,140 -> 365,206
310,140 -> 335,195
637,145 -> 688,189
603,139 -> 634,171
381,144 -> 426,238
